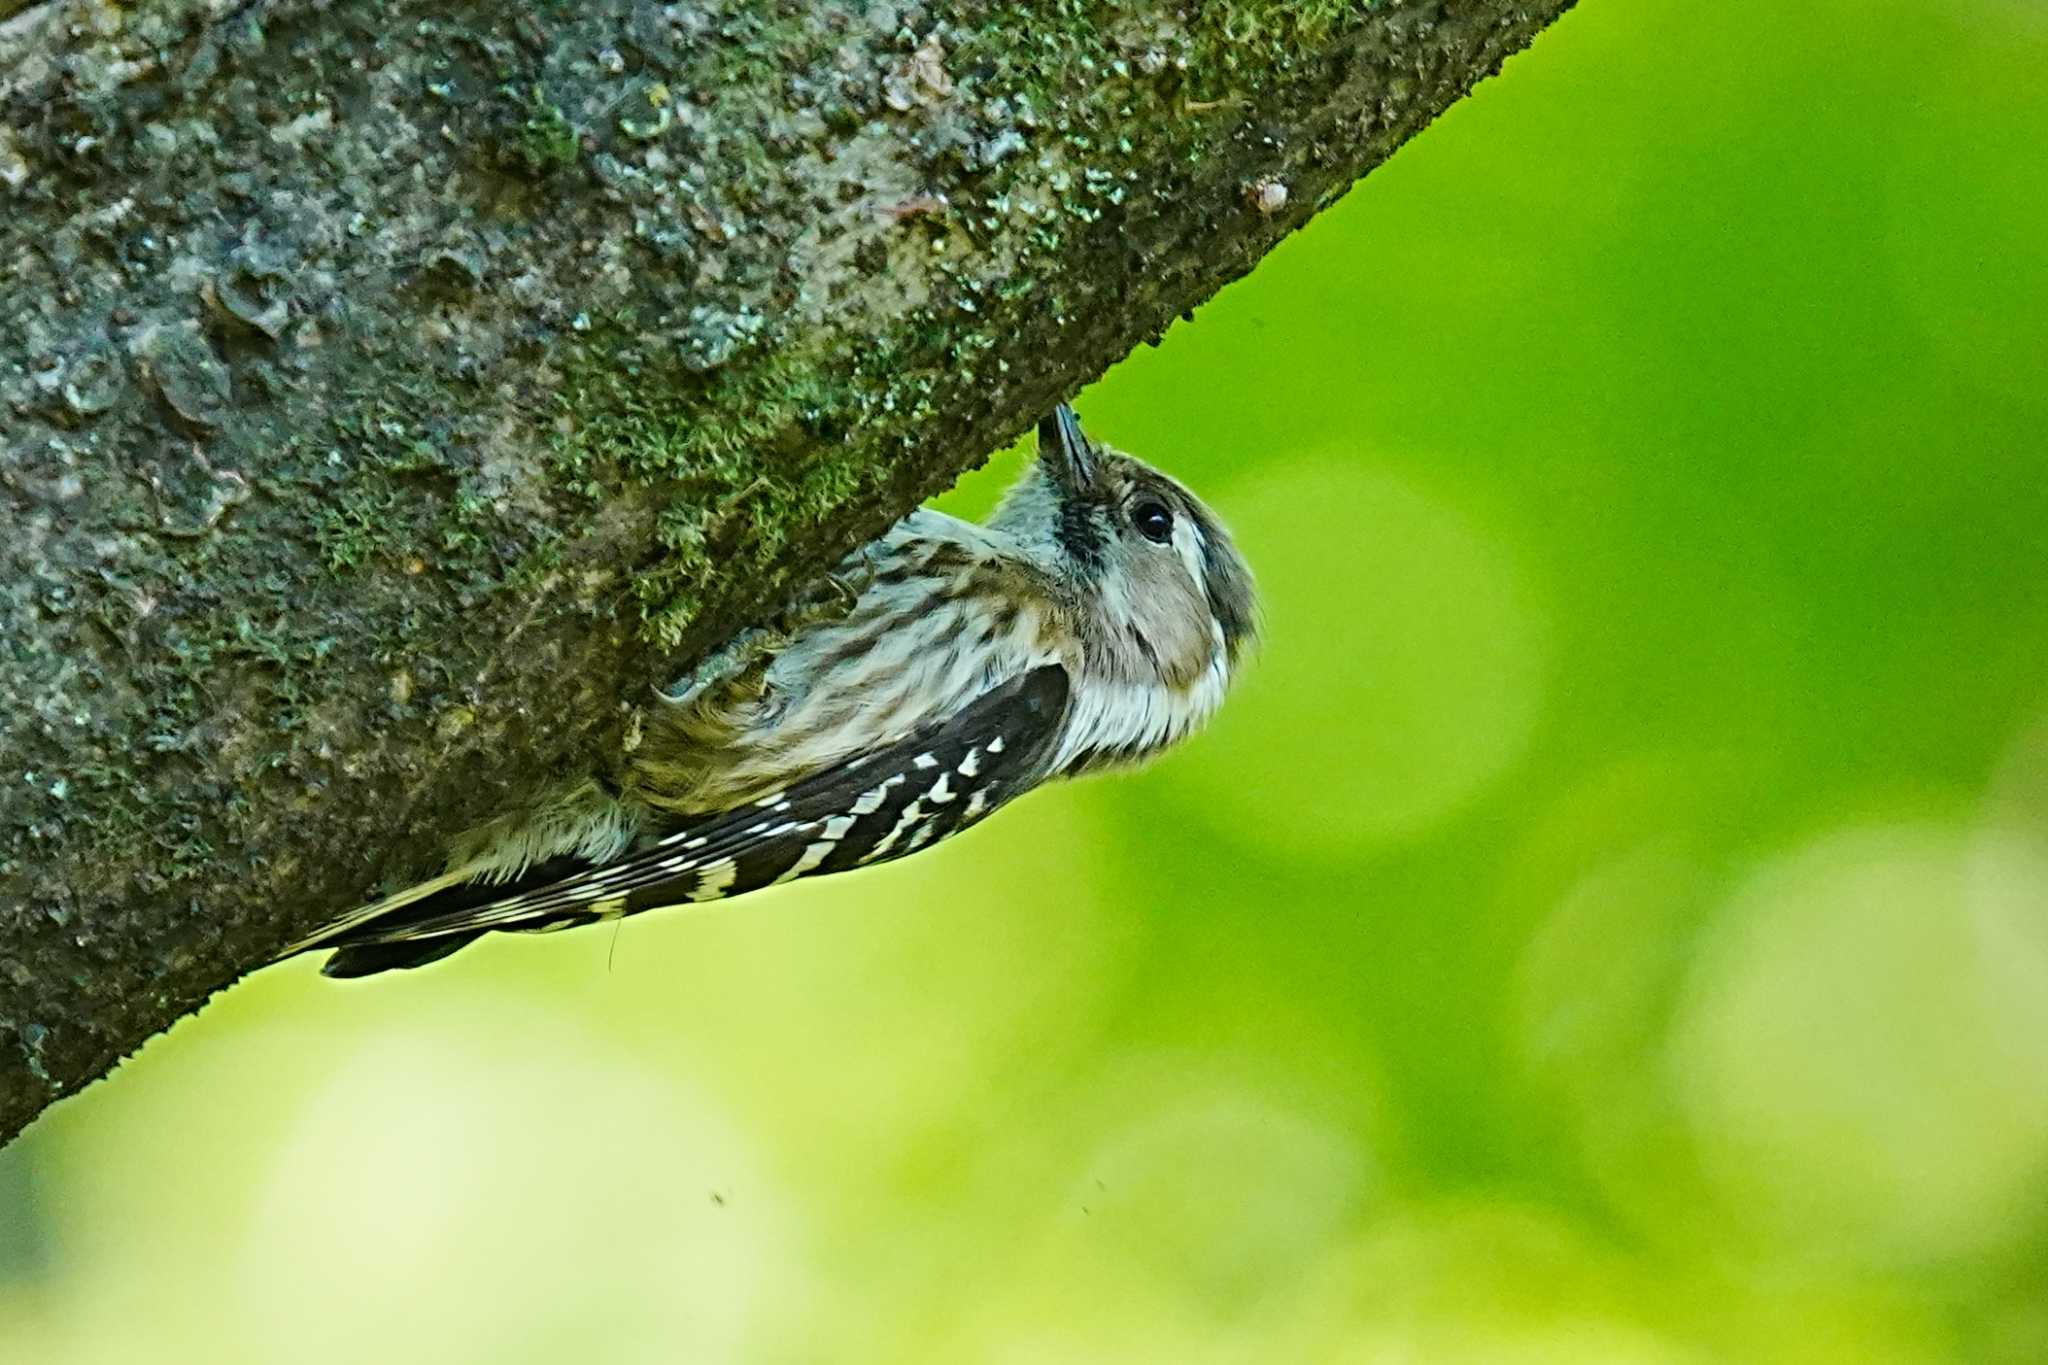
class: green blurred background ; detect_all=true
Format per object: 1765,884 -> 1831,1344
7,0 -> 2047,1358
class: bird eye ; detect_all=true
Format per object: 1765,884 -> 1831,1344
1131,499 -> 1174,544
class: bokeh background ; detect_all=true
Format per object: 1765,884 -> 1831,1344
6,0 -> 2047,1359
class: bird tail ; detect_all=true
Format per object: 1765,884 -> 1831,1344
279,782 -> 641,976
317,931 -> 488,978
275,865 -> 480,960
279,850 -> 603,977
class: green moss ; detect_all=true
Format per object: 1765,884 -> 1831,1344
314,491 -> 393,572
510,83 -> 579,177
88,348 -> 567,818
1210,0 -> 1365,51
553,327 -> 882,649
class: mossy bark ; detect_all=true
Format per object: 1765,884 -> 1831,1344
0,0 -> 1575,1143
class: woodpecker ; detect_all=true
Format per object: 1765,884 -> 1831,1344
287,404 -> 1258,977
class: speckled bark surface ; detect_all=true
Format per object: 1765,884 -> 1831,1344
0,0 -> 1575,1143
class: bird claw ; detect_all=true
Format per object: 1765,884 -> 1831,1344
659,555 -> 876,708
658,627 -> 777,708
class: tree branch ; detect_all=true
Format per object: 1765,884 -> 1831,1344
0,0 -> 1576,1142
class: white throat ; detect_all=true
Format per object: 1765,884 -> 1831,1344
1049,621 -> 1233,776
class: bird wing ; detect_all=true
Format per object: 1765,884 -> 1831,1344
314,663 -> 1072,955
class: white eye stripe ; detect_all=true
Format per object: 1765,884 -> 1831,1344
1173,516 -> 1207,583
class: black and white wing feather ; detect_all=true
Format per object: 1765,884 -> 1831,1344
312,665 -> 1070,977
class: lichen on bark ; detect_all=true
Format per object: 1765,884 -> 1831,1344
0,0 -> 1577,1143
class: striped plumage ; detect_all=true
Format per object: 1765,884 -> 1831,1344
288,404 -> 1257,977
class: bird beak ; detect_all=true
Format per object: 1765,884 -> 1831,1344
1037,403 -> 1098,492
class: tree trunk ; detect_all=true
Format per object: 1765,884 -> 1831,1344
0,0 -> 1576,1143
